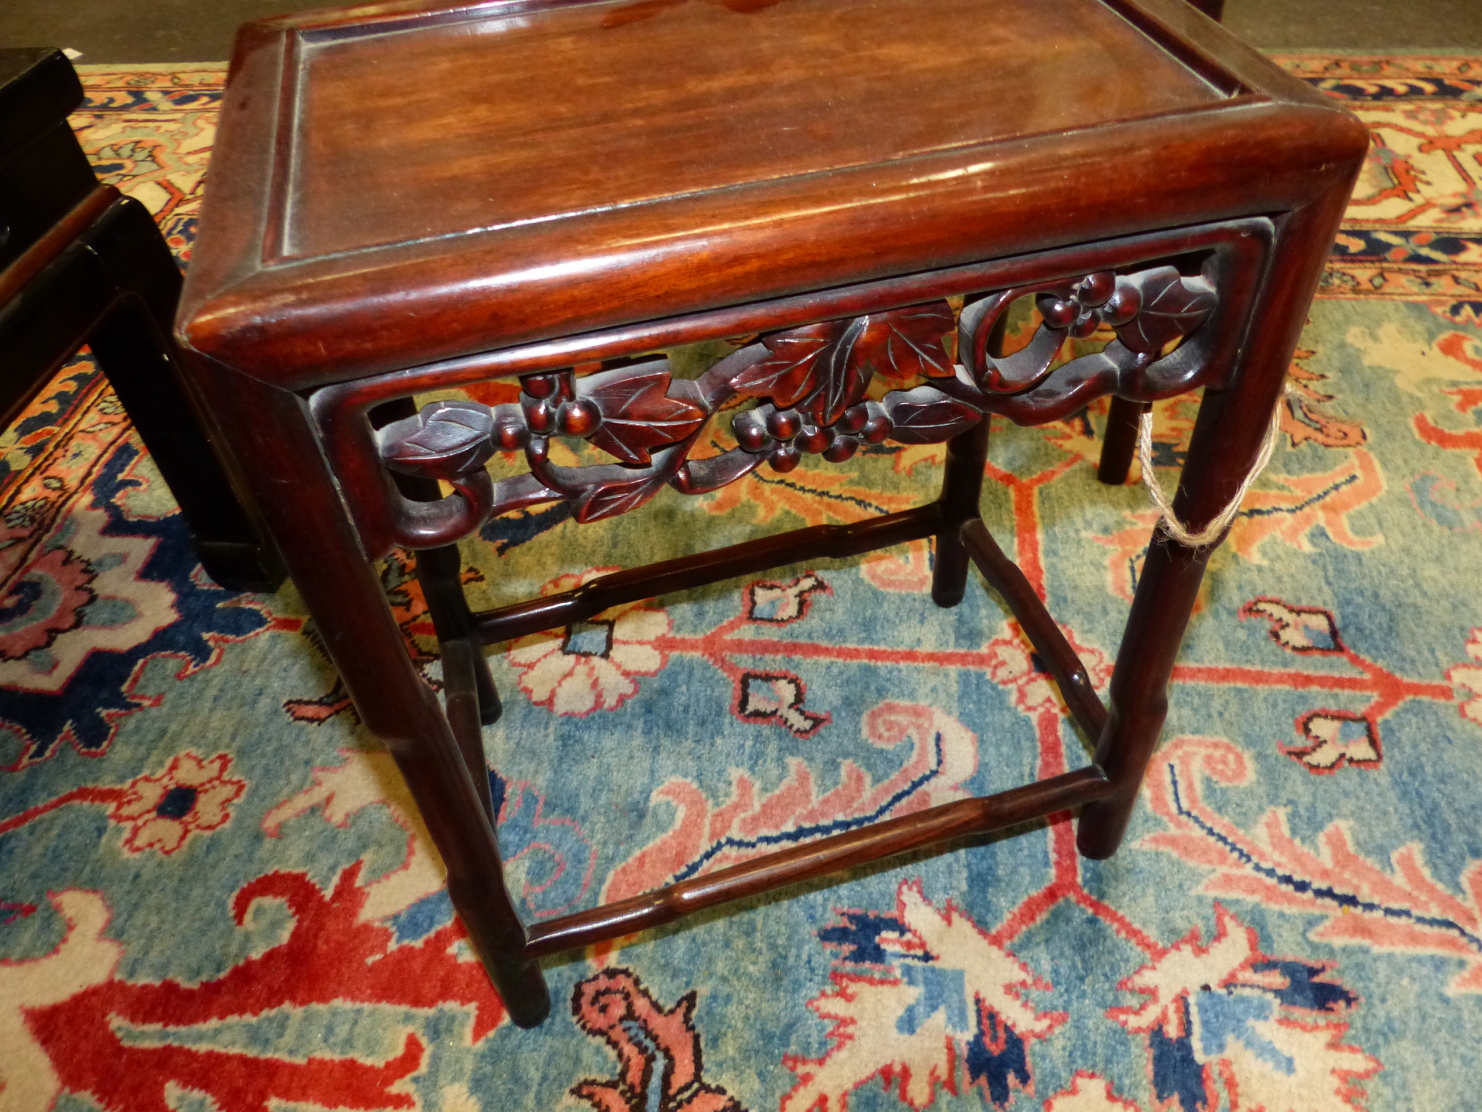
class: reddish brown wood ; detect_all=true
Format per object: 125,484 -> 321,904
174,0 -> 1368,1023
180,0 -> 1361,387
416,542 -> 502,731
1078,172 -> 1361,858
1099,397 -> 1152,485
475,505 -> 944,645
313,218 -> 1271,559
578,365 -> 707,464
960,520 -> 1109,741
930,419 -> 992,610
523,766 -> 1113,958
439,638 -> 497,825
370,258 -> 1234,551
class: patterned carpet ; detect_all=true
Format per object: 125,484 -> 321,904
3,54 -> 1482,1112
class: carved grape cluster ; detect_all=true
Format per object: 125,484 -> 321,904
1036,271 -> 1140,338
521,371 -> 590,438
731,400 -> 891,472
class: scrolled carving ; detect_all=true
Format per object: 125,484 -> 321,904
378,401 -> 501,545
957,265 -> 1217,399
376,263 -> 1223,548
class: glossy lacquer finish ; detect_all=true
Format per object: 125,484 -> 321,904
288,0 -> 1218,259
180,0 -> 1360,385
177,0 -> 1368,1027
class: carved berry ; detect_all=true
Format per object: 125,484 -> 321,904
1070,313 -> 1100,340
733,412 -> 770,453
1076,271 -> 1116,307
1100,283 -> 1142,327
1038,296 -> 1078,330
522,372 -> 560,399
797,425 -> 834,454
769,443 -> 801,472
767,408 -> 801,441
493,406 -> 529,450
862,411 -> 892,444
822,437 -> 859,463
524,398 -> 553,433
839,403 -> 869,434
556,398 -> 600,437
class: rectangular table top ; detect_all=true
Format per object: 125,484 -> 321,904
180,0 -> 1367,387
285,0 -> 1221,261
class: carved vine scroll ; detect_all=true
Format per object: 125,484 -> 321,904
377,262 -> 1220,548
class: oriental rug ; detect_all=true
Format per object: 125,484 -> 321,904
3,54 -> 1482,1112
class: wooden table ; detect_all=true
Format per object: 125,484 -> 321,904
177,0 -> 1367,1027
1,47 -> 281,592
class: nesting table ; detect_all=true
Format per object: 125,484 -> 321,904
1,47 -> 281,591
178,0 -> 1367,1026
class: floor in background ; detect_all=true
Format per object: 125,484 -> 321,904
4,0 -> 1482,63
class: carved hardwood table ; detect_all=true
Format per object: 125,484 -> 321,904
178,0 -> 1367,1027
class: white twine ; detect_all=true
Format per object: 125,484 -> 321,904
1135,392 -> 1287,548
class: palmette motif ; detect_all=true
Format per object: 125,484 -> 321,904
377,264 -> 1218,544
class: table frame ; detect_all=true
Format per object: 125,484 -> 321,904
178,0 -> 1367,1028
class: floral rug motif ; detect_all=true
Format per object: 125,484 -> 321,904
3,55 -> 1482,1112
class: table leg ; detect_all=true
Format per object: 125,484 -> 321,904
190,362 -> 550,1026
931,416 -> 991,608
0,194 -> 284,592
417,544 -> 502,727
1097,397 -> 1149,486
1077,181 -> 1355,859
1075,526 -> 1211,858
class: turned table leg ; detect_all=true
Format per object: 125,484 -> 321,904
932,418 -> 992,608
1076,525 -> 1212,857
1097,397 -> 1149,486
1077,184 -> 1354,858
417,544 -> 501,826
416,543 -> 502,727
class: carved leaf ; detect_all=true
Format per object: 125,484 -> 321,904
1115,267 -> 1217,356
580,365 -> 707,465
730,322 -> 843,408
381,401 -> 494,479
804,317 -> 875,428
735,306 -> 954,430
880,386 -> 983,444
573,472 -> 670,523
852,302 -> 956,381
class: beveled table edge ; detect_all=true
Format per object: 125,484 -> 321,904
177,0 -> 1369,389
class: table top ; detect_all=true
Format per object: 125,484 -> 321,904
286,0 -> 1220,261
180,0 -> 1367,387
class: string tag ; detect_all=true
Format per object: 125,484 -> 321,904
1136,391 -> 1287,548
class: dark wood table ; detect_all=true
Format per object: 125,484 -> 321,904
0,47 -> 282,592
177,0 -> 1367,1027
